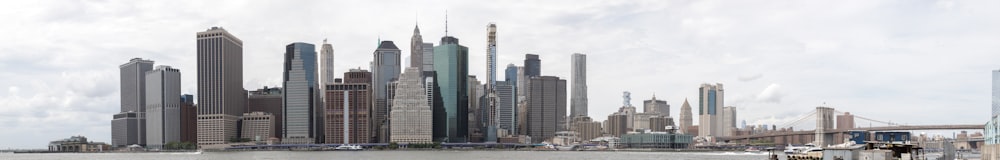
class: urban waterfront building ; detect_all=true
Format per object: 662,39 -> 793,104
619,132 -> 693,149
836,112 -> 855,130
325,69 -> 373,144
606,113 -> 630,137
678,99 -> 693,135
241,112 -> 275,142
467,76 -> 482,142
698,83 -> 724,137
482,23 -> 500,143
570,116 -> 603,141
649,116 -> 675,132
179,95 -> 196,144
570,53 -> 588,118
248,87 -> 283,140
526,76 -> 567,143
722,106 -> 736,136
495,81 -> 516,136
282,42 -> 321,144
144,66 -> 181,149
196,27 -> 246,145
984,69 -> 1000,159
372,41 -> 401,143
389,68 -> 433,143
433,35 -> 469,143
48,136 -> 110,152
643,95 -> 669,116
524,54 -> 540,77
112,58 -> 153,148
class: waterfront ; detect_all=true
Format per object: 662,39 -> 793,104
0,151 -> 770,160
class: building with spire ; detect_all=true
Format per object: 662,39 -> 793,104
679,99 -> 693,135
643,95 -> 669,116
434,34 -> 469,143
372,41 -> 401,143
411,25 -> 424,72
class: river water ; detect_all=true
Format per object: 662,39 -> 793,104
0,150 -> 771,160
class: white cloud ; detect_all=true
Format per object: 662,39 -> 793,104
755,83 -> 783,103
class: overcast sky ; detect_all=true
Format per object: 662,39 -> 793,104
1,0 -> 998,148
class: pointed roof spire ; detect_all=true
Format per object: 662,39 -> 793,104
444,10 -> 449,36
414,24 -> 421,34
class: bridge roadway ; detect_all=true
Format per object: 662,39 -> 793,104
718,124 -> 984,141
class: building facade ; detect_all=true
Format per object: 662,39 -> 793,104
643,96 -> 669,116
389,68 -> 433,143
678,99 -> 693,135
241,112 -> 275,142
619,132 -> 693,149
495,81 -> 516,136
283,42 -> 320,144
180,95 -> 196,144
526,76 -> 567,143
372,41 -> 401,143
837,112 -> 855,130
325,69 -> 373,144
524,54 -> 540,77
570,53 -> 588,118
196,27 -> 245,145
113,58 -> 154,148
144,66 -> 181,149
570,116 -> 603,141
984,69 -> 1000,159
722,106 -> 736,137
411,25 -> 424,72
248,87 -> 283,140
698,83 -> 724,137
433,36 -> 469,143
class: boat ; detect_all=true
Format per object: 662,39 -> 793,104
744,147 -> 761,153
555,145 -> 578,151
335,144 -> 363,151
783,144 -> 816,154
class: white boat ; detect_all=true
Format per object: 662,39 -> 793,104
783,144 -> 816,154
335,144 -> 363,151
744,147 -> 761,153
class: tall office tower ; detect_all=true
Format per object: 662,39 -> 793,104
433,35 -> 469,143
524,54 -> 541,77
325,69 -> 372,144
995,69 -> 1000,117
424,71 -> 448,141
241,112 -> 275,142
643,95 -> 669,116
196,27 -> 245,145
320,40 -> 335,137
836,112 -> 855,130
722,106 -> 736,136
389,68 -> 433,143
282,42 -> 320,144
606,113 -> 629,137
144,66 -> 181,149
514,66 -> 527,135
495,81 -> 516,136
321,40 -> 335,85
467,76 -> 482,142
678,99 -> 693,135
248,87 -> 283,139
179,94 -> 197,144
112,58 -> 153,148
483,23 -> 500,143
698,83 -> 724,137
526,76 -> 566,143
421,43 -> 435,72
372,41 -> 401,143
505,64 -> 518,85
570,53 -> 587,118
987,69 -> 1000,158
411,25 -> 424,71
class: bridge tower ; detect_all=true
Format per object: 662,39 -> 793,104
815,106 -> 835,146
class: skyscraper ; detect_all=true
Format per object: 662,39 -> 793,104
248,87 -> 283,139
467,76 -> 482,142
421,43 -> 435,72
389,68 -> 433,143
483,23 -> 499,143
179,94 -> 196,144
643,95 -> 669,116
723,106 -> 736,136
505,64 -> 518,85
526,76 -> 566,143
282,42 -> 320,144
570,53 -> 587,118
113,58 -> 153,148
325,69 -> 372,144
524,54 -> 541,77
411,25 -> 424,71
678,99 -> 693,135
495,81 -> 516,136
321,39 -> 335,85
698,83 -> 724,137
433,36 -> 469,143
994,69 -> 1000,117
372,41 -> 401,143
144,66 -> 181,149
196,27 -> 245,146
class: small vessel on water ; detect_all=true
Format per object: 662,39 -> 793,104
744,147 -> 761,153
783,144 -> 816,154
334,144 -> 363,151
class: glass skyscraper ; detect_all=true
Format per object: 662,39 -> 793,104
433,36 -> 469,143
282,42 -> 320,144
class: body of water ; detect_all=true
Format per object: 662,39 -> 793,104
0,150 -> 771,160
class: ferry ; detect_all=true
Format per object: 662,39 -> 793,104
334,144 -> 363,151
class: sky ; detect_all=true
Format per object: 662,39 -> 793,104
1,0 -> 998,149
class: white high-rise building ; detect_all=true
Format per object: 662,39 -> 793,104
483,23 -> 500,142
389,68 -> 433,143
570,53 -> 588,118
196,27 -> 245,146
698,83 -> 724,137
144,66 -> 181,149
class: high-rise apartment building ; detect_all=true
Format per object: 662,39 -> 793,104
112,58 -> 153,148
325,69 -> 372,144
433,36 -> 469,143
372,41 -> 401,143
570,53 -> 587,118
196,27 -> 245,146
144,66 -> 181,149
389,68 -> 433,143
282,42 -> 320,144
698,83 -> 724,137
526,76 -> 566,143
483,23 -> 500,143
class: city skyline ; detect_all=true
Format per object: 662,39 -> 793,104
0,0 -> 998,148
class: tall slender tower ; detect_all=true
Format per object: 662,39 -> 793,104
411,25 -> 424,72
483,23 -> 499,142
570,53 -> 587,118
679,99 -> 693,134
372,41 -> 401,143
145,65 -> 181,149
112,58 -> 153,148
321,39 -> 335,85
196,27 -> 245,145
